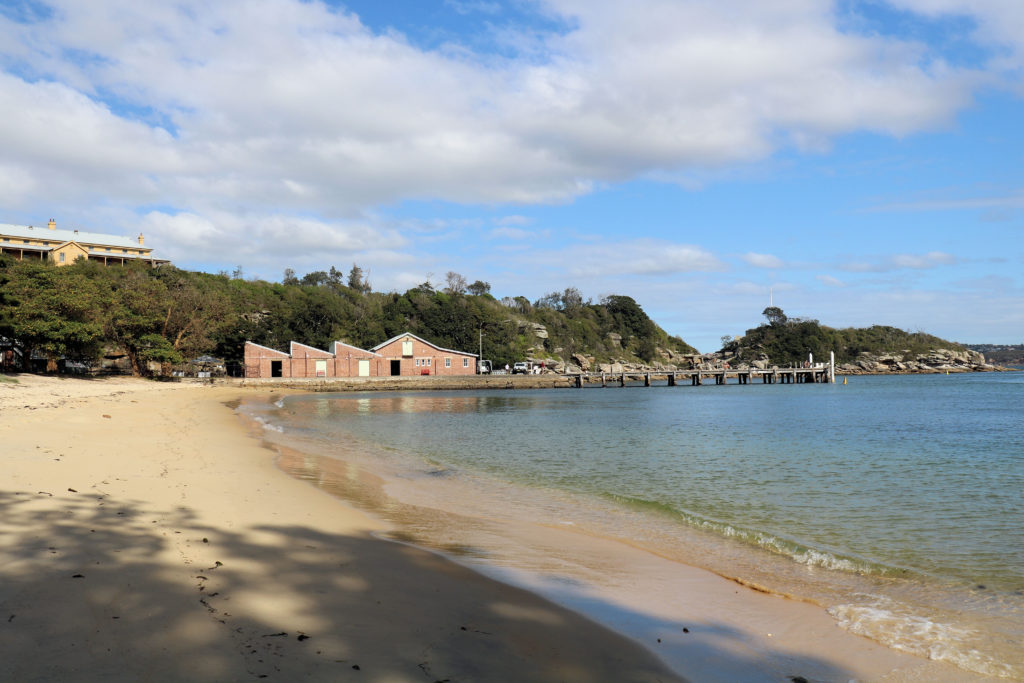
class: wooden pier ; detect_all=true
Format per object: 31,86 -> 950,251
570,364 -> 833,388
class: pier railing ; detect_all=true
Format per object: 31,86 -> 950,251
569,363 -> 833,388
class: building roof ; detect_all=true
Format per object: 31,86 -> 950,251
332,341 -> 383,357
370,332 -> 477,357
0,222 -> 145,250
289,341 -> 334,357
244,341 -> 291,357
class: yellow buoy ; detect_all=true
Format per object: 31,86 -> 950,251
843,376 -> 847,385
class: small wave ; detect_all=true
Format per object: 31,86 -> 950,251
603,492 -> 890,576
829,598 -> 1017,679
252,415 -> 284,433
753,533 -> 868,573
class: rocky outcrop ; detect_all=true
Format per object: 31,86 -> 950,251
517,320 -> 549,339
836,348 -> 996,375
572,353 -> 593,371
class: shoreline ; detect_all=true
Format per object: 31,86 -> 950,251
234,364 -> 1017,393
253,389 -> 1001,682
1,375 -> 997,681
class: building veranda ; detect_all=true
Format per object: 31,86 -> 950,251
0,219 -> 169,267
244,333 -> 478,379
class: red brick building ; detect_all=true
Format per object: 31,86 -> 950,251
243,333 -> 476,379
370,333 -> 478,377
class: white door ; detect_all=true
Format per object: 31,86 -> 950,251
315,360 -> 327,377
358,359 -> 370,377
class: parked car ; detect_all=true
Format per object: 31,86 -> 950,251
512,361 -> 530,374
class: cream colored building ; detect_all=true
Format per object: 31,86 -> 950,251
0,219 -> 169,266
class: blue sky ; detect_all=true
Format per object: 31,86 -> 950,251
1,0 -> 1022,351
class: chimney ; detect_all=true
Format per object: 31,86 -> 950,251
48,218 -> 56,230
138,233 -> 145,246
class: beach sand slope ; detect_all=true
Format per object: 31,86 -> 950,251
0,376 -> 680,682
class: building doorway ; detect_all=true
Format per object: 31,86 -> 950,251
271,360 -> 283,378
390,360 -> 401,376
358,359 -> 370,377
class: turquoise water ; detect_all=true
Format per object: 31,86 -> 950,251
256,371 -> 1024,678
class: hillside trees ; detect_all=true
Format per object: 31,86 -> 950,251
0,260 -> 103,371
0,256 -> 700,374
728,309 -> 962,366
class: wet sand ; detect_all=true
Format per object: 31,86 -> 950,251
0,375 -> 992,681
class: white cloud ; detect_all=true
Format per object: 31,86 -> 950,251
742,252 -> 785,268
866,191 -> 1024,212
561,239 -> 725,277
841,251 -> 958,272
490,226 -> 535,240
496,215 -> 533,226
0,0 -> 989,223
139,210 -> 406,265
817,274 -> 847,287
884,0 -> 1024,72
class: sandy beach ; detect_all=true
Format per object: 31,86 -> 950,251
0,375 -> 993,682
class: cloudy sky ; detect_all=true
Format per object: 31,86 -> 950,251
2,0 -> 1022,351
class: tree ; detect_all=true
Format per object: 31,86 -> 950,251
762,306 -> 788,326
282,268 -> 299,285
534,291 -> 562,310
301,271 -> 329,287
100,271 -> 168,375
347,264 -> 370,293
154,269 -> 231,363
561,287 -> 583,311
444,271 -> 467,295
467,280 -> 491,296
0,262 -> 103,371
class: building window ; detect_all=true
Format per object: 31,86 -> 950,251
445,357 -> 451,368
463,358 -> 469,367
426,358 -> 431,366
59,252 -> 65,263
415,359 -> 420,367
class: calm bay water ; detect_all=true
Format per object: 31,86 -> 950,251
251,371 -> 1024,678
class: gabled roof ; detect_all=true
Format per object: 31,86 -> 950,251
332,341 -> 383,357
289,341 -> 334,357
370,332 -> 477,357
244,341 -> 290,357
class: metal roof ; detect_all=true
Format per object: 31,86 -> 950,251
0,222 -> 145,250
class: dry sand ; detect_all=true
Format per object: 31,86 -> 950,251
0,375 -> 993,682
1,375 -> 678,682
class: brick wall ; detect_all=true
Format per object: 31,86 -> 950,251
372,335 -> 477,376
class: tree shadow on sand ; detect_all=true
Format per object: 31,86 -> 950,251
1,488 -> 856,682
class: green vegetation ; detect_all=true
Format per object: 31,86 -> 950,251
965,344 -> 1024,365
722,307 -> 964,366
0,257 -> 695,375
